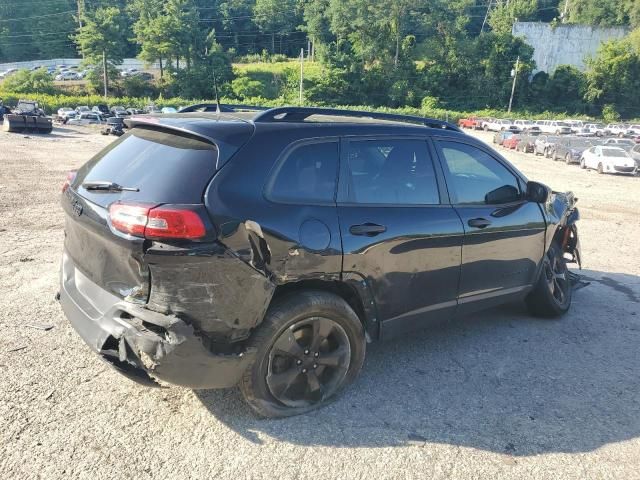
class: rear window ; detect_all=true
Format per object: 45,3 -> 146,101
267,141 -> 339,204
74,127 -> 217,207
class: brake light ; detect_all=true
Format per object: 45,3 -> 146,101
108,203 -> 206,239
62,171 -> 77,193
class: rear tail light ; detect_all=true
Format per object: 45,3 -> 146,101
62,171 -> 77,193
108,202 -> 206,240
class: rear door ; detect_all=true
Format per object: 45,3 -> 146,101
63,127 -> 238,301
337,136 -> 464,339
433,139 -> 546,315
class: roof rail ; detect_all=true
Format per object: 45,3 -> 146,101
252,106 -> 462,132
178,103 -> 269,113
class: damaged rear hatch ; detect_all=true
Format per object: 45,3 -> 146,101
62,117 -> 254,304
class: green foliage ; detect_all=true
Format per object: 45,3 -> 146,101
232,76 -> 265,99
563,0 -> 637,27
76,7 -> 129,65
586,34 -> 640,118
602,104 -> 621,122
489,0 -> 539,35
2,69 -> 56,95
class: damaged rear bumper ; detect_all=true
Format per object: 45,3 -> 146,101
59,250 -> 256,389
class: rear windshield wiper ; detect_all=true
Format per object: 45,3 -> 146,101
82,181 -> 139,192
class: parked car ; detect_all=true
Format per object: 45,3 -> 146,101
101,116 -> 125,136
161,106 -> 178,114
131,72 -> 154,81
57,106 -> 581,417
91,105 -> 111,117
630,143 -> 640,168
513,120 -> 540,133
75,106 -> 91,114
144,105 -> 162,114
553,138 -> 596,164
516,134 -> 537,153
628,124 -> 640,136
603,138 -> 635,152
584,123 -> 606,136
566,120 -> 584,134
604,124 -> 632,137
110,105 -> 127,115
55,71 -> 80,81
493,130 -> 514,145
534,135 -> 560,157
57,108 -> 77,121
67,112 -> 104,126
120,68 -> 139,78
502,134 -> 521,150
580,146 -> 637,175
126,108 -> 144,115
543,121 -> 572,135
457,116 -> 482,129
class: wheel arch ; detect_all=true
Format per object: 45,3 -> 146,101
270,276 -> 379,342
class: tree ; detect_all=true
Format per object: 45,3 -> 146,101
562,0 -> 634,27
75,7 -> 129,95
586,33 -> 640,118
253,0 -> 300,53
2,68 -> 56,94
489,0 -> 539,35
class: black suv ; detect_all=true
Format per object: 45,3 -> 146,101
59,107 -> 581,417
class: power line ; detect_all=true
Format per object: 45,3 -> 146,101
0,10 -> 75,23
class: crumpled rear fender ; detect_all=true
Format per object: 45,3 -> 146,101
541,190 -> 581,268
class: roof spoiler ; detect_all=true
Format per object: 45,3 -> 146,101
252,107 -> 462,132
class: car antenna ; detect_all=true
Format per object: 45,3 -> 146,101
212,64 -> 222,114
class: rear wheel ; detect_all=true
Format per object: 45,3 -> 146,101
240,291 -> 366,418
597,162 -> 604,174
526,243 -> 572,318
580,158 -> 586,169
565,153 -> 572,164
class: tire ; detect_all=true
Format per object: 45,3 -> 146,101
580,158 -> 586,169
240,291 -> 366,418
597,162 -> 604,174
484,125 -> 488,132
565,153 -> 572,164
526,243 -> 572,318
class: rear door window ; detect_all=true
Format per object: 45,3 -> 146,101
344,139 -> 440,205
267,141 -> 339,204
74,127 -> 218,208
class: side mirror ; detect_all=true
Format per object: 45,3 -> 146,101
526,181 -> 549,203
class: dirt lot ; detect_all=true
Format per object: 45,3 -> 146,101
1,125 -> 639,479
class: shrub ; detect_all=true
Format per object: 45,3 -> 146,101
231,76 -> 265,99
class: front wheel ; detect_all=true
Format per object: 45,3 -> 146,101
240,291 -> 366,418
580,158 -> 586,169
597,162 -> 604,174
565,153 -> 572,164
526,243 -> 572,318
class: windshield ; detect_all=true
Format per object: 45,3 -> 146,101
556,122 -> 569,127
603,148 -> 629,158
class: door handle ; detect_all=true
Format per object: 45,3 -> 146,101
468,218 -> 491,229
349,223 -> 387,236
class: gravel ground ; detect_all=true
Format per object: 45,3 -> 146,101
1,125 -> 639,479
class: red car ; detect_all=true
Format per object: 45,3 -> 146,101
458,116 -> 482,130
502,135 -> 521,149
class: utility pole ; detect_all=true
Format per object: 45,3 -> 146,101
562,0 -> 570,22
508,56 -> 519,113
299,48 -> 304,105
102,50 -> 108,98
77,0 -> 84,29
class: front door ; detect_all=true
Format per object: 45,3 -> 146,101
337,137 -> 464,339
433,139 -> 546,315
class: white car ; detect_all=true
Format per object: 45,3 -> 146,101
484,118 -> 519,132
603,138 -> 636,152
584,123 -> 606,136
541,121 -> 572,135
55,71 -> 80,81
605,124 -> 631,137
580,146 -> 637,175
57,107 -> 77,120
513,119 -> 539,132
161,107 -> 178,114
566,120 -> 584,133
67,112 -> 104,126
